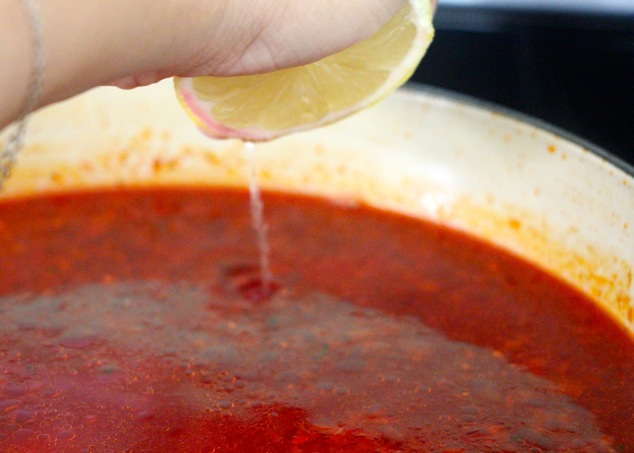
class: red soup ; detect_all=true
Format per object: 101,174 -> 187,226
0,188 -> 632,452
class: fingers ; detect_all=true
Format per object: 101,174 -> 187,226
108,72 -> 165,90
107,0 -> 434,89
179,0 -> 409,77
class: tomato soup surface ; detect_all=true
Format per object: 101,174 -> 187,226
0,188 -> 632,452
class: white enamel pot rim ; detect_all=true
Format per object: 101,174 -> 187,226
1,80 -> 633,335
423,84 -> 634,177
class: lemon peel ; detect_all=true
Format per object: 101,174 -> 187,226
175,0 -> 434,141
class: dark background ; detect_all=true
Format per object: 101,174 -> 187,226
409,3 -> 634,167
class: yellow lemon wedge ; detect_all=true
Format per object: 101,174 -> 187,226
174,0 -> 434,142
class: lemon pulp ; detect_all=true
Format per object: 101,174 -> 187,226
175,1 -> 434,141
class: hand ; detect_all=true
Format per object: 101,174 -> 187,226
1,0 -> 436,128
112,0 -> 414,88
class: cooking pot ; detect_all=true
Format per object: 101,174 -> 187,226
1,80 -> 633,334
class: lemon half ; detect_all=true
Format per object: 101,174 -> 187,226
174,1 -> 434,141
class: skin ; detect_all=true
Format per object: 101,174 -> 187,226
1,0 -> 435,129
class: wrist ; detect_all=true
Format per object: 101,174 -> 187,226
0,1 -> 37,127
38,0 -> 156,104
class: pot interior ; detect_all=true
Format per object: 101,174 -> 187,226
2,80 -> 632,334
1,81 -> 634,451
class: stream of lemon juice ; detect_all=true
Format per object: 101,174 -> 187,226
244,141 -> 274,294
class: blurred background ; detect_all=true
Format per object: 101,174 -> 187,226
410,0 -> 634,167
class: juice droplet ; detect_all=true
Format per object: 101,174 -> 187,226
221,262 -> 279,302
333,386 -> 350,396
218,400 -> 234,410
56,429 -> 75,441
12,409 -> 34,424
3,382 -> 26,396
244,141 -> 275,298
136,410 -> 154,421
237,277 -> 280,302
0,399 -> 21,413
37,433 -> 50,443
12,428 -> 34,443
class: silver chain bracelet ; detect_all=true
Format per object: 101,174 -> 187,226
0,0 -> 45,193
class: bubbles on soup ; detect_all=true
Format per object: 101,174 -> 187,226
0,281 -> 614,451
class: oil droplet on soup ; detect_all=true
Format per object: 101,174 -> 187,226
0,188 -> 632,452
